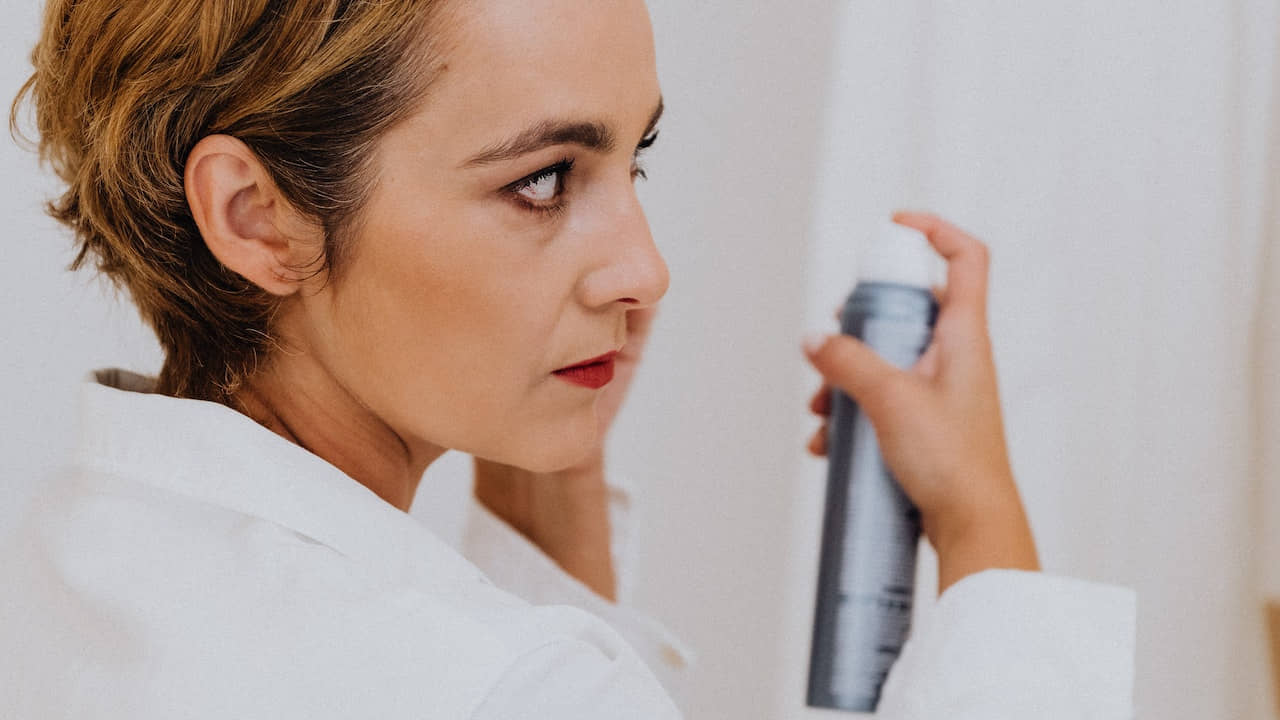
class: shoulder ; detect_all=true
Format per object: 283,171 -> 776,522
0,468 -> 523,718
470,633 -> 683,720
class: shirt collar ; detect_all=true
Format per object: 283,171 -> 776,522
76,368 -> 494,594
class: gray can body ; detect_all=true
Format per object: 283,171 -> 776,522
806,281 -> 939,712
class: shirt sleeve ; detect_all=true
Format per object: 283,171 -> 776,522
458,473 -> 696,709
874,569 -> 1137,720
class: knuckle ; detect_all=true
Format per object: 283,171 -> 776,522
810,337 -> 841,368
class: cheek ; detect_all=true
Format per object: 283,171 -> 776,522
326,220 -> 573,450
317,170 -> 601,468
335,228 -> 510,392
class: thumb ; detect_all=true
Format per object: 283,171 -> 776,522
803,333 -> 904,417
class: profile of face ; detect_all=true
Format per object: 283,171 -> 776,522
188,0 -> 668,476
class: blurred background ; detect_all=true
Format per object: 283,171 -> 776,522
2,1 -> 1277,718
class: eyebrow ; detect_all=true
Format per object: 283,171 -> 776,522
461,98 -> 664,168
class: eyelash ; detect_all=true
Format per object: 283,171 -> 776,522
508,158 -> 575,219
507,131 -> 660,218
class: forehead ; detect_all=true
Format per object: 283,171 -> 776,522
416,0 -> 660,153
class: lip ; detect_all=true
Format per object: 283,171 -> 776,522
555,350 -> 619,372
553,350 -> 618,390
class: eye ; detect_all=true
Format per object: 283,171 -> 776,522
517,168 -> 561,203
509,158 -> 573,212
632,131 -> 659,181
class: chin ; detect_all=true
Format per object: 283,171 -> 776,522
474,406 -> 600,473
518,442 -> 598,475
512,422 -> 601,474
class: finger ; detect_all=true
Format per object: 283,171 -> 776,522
891,211 -> 989,325
808,383 -> 832,416
808,425 -> 827,456
912,339 -> 941,379
803,333 -> 902,418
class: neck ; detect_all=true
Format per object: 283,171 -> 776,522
229,353 -> 445,513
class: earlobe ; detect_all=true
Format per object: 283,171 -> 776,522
184,135 -> 319,296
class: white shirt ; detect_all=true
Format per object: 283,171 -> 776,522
0,370 -> 1136,718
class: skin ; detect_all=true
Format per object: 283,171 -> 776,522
184,0 -> 1035,601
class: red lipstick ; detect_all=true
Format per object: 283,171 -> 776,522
553,351 -> 618,389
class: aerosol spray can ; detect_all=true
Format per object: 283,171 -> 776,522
807,221 -> 941,712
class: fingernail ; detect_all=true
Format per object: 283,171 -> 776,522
803,332 -> 827,355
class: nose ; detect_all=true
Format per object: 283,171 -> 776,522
579,185 -> 670,310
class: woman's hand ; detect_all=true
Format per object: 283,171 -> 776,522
802,212 -> 1039,594
472,305 -> 660,602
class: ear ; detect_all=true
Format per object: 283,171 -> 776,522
184,135 -> 324,296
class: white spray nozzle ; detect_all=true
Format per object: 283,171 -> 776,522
856,221 -> 943,289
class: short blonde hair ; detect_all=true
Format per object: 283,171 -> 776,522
13,0 -> 451,401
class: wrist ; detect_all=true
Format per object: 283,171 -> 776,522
932,497 -> 1039,595
528,466 -> 617,603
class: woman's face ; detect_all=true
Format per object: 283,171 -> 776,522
289,0 -> 667,472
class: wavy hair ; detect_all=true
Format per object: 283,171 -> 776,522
12,0 -> 451,401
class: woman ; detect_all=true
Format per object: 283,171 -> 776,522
0,0 -> 1134,717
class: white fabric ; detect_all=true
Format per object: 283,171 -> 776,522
460,494 -> 698,707
0,370 -> 1135,718
877,570 -> 1135,720
0,370 -> 680,719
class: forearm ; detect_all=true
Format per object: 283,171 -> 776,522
473,458 -> 618,602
